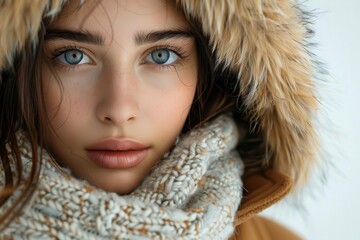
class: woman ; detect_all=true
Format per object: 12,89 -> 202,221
0,0 -> 319,239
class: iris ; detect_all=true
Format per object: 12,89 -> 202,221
64,50 -> 84,65
151,49 -> 170,64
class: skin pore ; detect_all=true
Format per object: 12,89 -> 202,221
41,0 -> 198,194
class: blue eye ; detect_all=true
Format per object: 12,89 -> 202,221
145,49 -> 179,65
56,49 -> 91,65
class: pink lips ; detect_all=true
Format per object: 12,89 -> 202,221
86,139 -> 149,169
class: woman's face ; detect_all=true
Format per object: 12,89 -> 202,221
42,0 -> 197,194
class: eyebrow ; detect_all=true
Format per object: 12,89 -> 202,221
44,28 -> 194,46
45,29 -> 105,45
134,29 -> 194,45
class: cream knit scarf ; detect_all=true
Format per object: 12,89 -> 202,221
1,115 -> 244,239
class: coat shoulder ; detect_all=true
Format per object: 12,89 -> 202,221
230,216 -> 302,240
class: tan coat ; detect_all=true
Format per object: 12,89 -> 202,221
230,170 -> 302,240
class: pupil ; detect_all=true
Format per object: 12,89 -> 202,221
65,50 -> 83,65
152,49 -> 169,64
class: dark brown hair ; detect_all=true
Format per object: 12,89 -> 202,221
0,21 -> 47,229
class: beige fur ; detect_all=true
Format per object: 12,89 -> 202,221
0,0 -> 319,188
0,0 -> 64,70
178,0 -> 319,186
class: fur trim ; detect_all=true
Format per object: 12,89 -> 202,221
0,0 -> 319,187
0,0 -> 64,70
178,0 -> 319,185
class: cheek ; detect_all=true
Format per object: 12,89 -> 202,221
172,68 -> 198,120
162,90 -> 194,119
42,68 -> 62,122
42,68 -> 83,131
145,70 -> 197,130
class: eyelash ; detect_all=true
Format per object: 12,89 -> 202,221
49,44 -> 189,71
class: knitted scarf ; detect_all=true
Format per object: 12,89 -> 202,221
0,115 -> 244,239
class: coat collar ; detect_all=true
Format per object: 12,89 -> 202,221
234,169 -> 293,226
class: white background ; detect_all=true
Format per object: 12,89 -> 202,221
262,0 -> 360,239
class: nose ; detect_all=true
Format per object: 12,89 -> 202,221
96,70 -> 139,125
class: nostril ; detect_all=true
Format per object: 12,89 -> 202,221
101,115 -> 136,124
104,116 -> 112,122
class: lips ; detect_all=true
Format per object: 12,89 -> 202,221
86,139 -> 149,169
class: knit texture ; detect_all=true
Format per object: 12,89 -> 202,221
0,114 -> 244,240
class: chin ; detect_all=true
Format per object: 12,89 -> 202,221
91,174 -> 143,195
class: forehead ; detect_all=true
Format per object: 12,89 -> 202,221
48,0 -> 189,40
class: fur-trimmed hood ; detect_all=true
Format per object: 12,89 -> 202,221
0,0 -> 319,188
